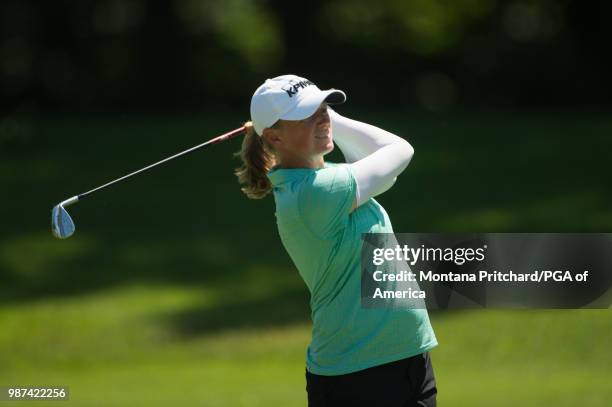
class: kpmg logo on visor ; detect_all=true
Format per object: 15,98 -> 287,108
282,80 -> 315,97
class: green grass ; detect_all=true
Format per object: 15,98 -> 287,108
0,289 -> 609,405
0,286 -> 610,406
1,110 -> 611,405
0,284 -> 310,406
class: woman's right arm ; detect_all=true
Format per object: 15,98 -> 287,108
329,108 -> 414,209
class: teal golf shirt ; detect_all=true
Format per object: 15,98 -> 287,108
268,162 -> 438,376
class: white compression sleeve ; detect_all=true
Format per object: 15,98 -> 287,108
329,108 -> 414,207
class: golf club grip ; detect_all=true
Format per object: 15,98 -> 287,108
208,127 -> 246,144
78,126 -> 246,199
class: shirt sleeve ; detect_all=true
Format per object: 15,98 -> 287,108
298,164 -> 357,239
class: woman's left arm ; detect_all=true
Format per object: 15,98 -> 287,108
329,108 -> 409,163
329,108 -> 414,207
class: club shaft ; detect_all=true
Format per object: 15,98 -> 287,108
77,126 -> 245,200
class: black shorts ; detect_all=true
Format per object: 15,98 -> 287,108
305,352 -> 437,407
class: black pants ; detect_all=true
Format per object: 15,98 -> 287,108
306,352 -> 437,407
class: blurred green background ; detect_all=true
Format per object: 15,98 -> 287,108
1,1 -> 611,406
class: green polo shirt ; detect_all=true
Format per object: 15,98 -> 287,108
268,162 -> 437,376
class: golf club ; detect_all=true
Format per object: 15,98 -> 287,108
51,126 -> 246,239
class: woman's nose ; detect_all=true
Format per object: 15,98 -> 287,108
318,108 -> 330,123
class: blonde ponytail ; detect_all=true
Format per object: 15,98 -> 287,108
234,121 -> 277,199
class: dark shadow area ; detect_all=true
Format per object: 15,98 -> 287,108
160,286 -> 311,338
2,1 -> 611,112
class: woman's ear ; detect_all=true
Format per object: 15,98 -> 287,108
262,127 -> 282,149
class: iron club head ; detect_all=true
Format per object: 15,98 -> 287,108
51,196 -> 79,239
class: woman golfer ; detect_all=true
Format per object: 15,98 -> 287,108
236,75 -> 438,406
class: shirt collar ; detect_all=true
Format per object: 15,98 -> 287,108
267,162 -> 338,186
267,166 -> 314,186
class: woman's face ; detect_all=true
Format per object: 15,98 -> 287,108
263,103 -> 333,168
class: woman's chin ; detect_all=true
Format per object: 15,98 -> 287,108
321,140 -> 335,155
